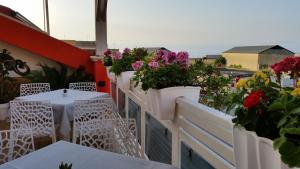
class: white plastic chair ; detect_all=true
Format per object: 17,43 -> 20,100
72,98 -> 116,143
0,129 -> 35,164
79,119 -> 119,153
79,118 -> 142,158
20,83 -> 50,96
69,82 -> 97,91
10,101 -> 56,143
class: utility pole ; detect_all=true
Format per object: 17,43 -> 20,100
43,0 -> 50,35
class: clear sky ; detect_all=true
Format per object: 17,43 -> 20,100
0,0 -> 299,57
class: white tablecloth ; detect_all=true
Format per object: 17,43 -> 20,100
0,141 -> 178,169
16,89 -> 108,140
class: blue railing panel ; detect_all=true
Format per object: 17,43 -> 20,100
145,112 -> 172,164
181,142 -> 215,169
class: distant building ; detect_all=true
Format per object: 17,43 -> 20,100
202,55 -> 222,64
144,47 -> 169,54
223,45 -> 294,71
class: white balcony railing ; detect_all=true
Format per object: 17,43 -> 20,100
111,77 -> 235,169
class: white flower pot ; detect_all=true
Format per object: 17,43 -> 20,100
233,127 -> 296,169
0,103 -> 9,120
106,67 -> 116,81
146,86 -> 200,120
117,71 -> 135,94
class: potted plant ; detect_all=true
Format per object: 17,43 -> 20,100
197,62 -> 232,112
102,49 -> 114,80
59,162 -> 72,169
133,50 -> 201,120
228,57 -> 300,169
0,62 -> 10,120
110,48 -> 148,93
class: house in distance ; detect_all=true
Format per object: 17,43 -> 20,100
223,45 -> 294,71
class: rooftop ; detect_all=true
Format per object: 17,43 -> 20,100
223,45 -> 294,54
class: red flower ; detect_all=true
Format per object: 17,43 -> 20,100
271,57 -> 300,75
104,49 -> 111,56
243,90 -> 264,109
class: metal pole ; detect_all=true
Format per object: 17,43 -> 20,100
43,0 -> 50,35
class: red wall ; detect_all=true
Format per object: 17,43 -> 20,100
0,14 -> 109,93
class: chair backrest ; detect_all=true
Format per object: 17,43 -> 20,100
73,98 -> 115,143
20,83 -> 50,96
79,118 -> 141,158
115,119 -> 142,158
10,101 -> 56,143
69,82 -> 97,92
0,129 -> 35,164
79,119 -> 119,153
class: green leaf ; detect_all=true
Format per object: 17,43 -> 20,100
290,107 -> 300,115
268,102 -> 284,111
273,137 -> 286,149
278,142 -> 300,167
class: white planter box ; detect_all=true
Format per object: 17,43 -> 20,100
117,71 -> 135,94
0,103 -> 9,120
130,80 -> 147,102
233,127 -> 296,169
106,67 -> 116,82
146,86 -> 200,120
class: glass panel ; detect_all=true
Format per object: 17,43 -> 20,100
145,112 -> 172,164
181,142 -> 215,169
128,98 -> 141,144
117,89 -> 126,118
111,82 -> 117,103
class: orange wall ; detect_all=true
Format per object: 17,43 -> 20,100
0,14 -> 109,93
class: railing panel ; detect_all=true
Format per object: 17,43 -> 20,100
117,89 -> 126,118
128,98 -> 142,144
180,129 -> 235,169
145,112 -> 172,164
181,142 -> 215,169
177,117 -> 235,165
176,99 -> 234,146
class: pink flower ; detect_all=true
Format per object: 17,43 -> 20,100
176,51 -> 190,67
154,49 -> 168,61
148,61 -> 159,70
123,48 -> 131,54
162,55 -> 169,63
112,51 -> 122,60
167,52 -> 177,63
104,49 -> 111,56
132,60 -> 144,70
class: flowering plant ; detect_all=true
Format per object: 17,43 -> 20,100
197,63 -> 232,111
133,50 -> 200,91
103,49 -> 112,66
109,48 -> 148,75
270,92 -> 300,167
228,71 -> 282,139
229,66 -> 300,167
271,56 -> 300,87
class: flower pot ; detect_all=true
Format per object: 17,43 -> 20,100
117,71 -> 135,94
146,86 -> 200,120
233,127 -> 296,169
0,103 -> 9,120
106,67 -> 116,81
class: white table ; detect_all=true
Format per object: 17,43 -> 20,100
16,89 -> 108,140
0,141 -> 178,169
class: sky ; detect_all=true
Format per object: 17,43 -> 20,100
0,0 -> 299,57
